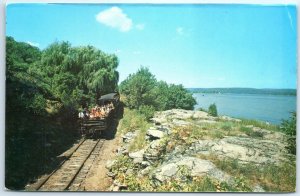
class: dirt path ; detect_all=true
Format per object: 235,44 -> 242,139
79,135 -> 121,191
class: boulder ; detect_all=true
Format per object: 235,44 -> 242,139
220,115 -> 241,122
141,166 -> 152,175
106,160 -> 117,170
172,119 -> 191,127
154,157 -> 217,182
116,146 -> 129,155
193,111 -> 209,119
129,149 -> 145,159
141,161 -> 151,167
107,172 -> 116,178
122,131 -> 138,143
154,163 -> 178,182
147,129 -> 165,139
176,157 -> 215,176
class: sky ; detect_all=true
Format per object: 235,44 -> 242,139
6,3 -> 297,89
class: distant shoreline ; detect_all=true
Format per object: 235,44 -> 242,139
188,88 -> 296,96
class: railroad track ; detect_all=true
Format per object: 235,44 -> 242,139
35,138 -> 104,191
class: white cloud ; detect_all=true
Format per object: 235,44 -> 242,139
27,41 -> 39,47
135,23 -> 145,30
176,27 -> 184,35
96,7 -> 133,32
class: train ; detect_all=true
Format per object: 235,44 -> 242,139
79,92 -> 120,137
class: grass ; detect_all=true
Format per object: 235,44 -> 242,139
198,154 -> 296,192
117,108 -> 151,152
118,108 -> 150,135
238,119 -> 280,132
171,121 -> 250,142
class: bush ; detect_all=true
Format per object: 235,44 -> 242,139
281,112 -> 296,154
208,103 -> 218,117
138,105 -> 155,120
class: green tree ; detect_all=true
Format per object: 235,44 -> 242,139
120,66 -> 197,116
281,112 -> 296,154
163,84 -> 196,110
208,103 -> 218,117
119,66 -> 157,109
30,41 -> 119,109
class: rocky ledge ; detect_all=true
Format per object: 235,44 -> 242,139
106,109 -> 295,192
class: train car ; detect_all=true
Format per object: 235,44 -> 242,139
79,92 -> 120,137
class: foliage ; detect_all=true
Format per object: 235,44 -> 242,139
117,108 -> 151,151
6,36 -> 119,189
280,112 -> 296,154
157,84 -> 196,110
117,108 -> 150,135
138,105 -> 156,120
119,67 -> 157,109
238,119 -> 280,132
209,156 -> 296,192
29,41 -> 119,109
119,66 -> 196,117
208,103 -> 218,117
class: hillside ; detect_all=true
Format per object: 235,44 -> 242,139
105,109 -> 295,192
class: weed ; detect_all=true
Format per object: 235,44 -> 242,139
239,119 -> 280,132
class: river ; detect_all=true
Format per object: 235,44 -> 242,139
193,93 -> 296,124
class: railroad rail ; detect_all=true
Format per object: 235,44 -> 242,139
34,138 -> 104,191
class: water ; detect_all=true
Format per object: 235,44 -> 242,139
193,93 -> 296,125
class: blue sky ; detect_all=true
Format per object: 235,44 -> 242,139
6,3 -> 297,88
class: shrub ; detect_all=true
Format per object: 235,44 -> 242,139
197,107 -> 207,112
280,112 -> 296,154
138,105 -> 155,120
208,103 -> 218,117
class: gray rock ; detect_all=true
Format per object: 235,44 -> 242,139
122,131 -> 138,143
107,172 -> 116,178
220,115 -> 241,122
176,157 -> 215,176
113,180 -> 127,189
133,157 -> 143,164
156,126 -> 171,133
208,168 -> 235,185
117,146 -> 129,155
154,157 -> 217,182
172,119 -> 191,127
154,163 -> 178,182
253,127 -> 261,132
129,149 -> 144,159
141,166 -> 152,175
150,139 -> 164,149
193,111 -> 209,119
144,150 -> 160,161
106,160 -> 117,170
252,184 -> 265,192
147,129 -> 165,139
125,168 -> 134,175
141,161 -> 151,167
197,119 -> 217,124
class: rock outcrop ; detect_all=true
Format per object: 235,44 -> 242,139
107,109 -> 294,192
